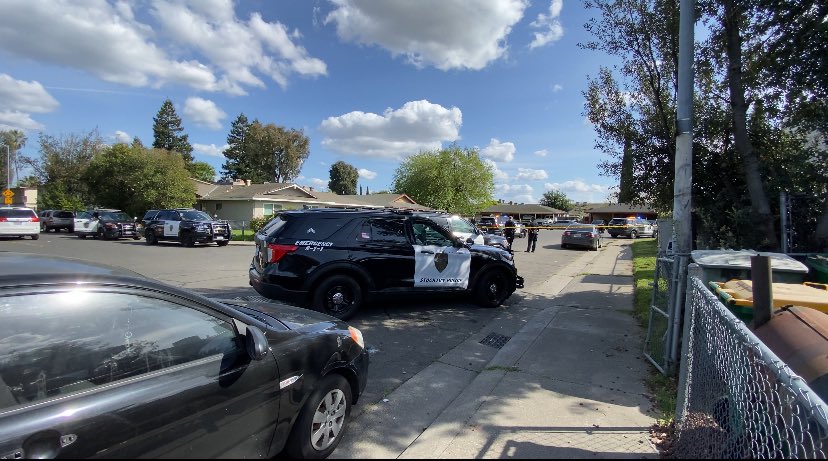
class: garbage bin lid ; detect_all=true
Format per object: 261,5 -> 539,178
691,250 -> 809,274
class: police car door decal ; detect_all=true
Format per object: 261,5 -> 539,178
413,245 -> 471,288
164,219 -> 180,237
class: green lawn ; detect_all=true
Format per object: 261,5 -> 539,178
231,229 -> 256,241
631,239 -> 677,424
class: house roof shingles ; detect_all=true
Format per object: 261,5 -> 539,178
587,203 -> 657,214
481,204 -> 565,215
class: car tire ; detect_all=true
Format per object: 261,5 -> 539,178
475,269 -> 510,308
314,275 -> 363,320
97,228 -> 106,240
561,243 -> 567,249
180,233 -> 195,247
145,231 -> 158,245
591,240 -> 599,251
216,240 -> 229,247
630,230 -> 638,239
31,234 -> 39,240
285,374 -> 352,459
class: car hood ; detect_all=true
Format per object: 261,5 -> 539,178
220,299 -> 341,332
468,244 -> 513,260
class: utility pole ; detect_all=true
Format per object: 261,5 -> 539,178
2,144 -> 8,190
669,0 -> 696,372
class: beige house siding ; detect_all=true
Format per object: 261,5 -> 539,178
198,200 -> 255,222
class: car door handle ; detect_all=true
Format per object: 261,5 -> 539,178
420,250 -> 434,254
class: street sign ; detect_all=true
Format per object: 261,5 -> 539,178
2,189 -> 13,198
3,197 -> 11,205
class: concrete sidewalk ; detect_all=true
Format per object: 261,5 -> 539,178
333,240 -> 658,459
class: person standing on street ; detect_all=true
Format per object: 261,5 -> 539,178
504,215 -> 516,251
525,225 -> 539,252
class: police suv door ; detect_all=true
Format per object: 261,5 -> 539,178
409,218 -> 471,290
162,210 -> 182,238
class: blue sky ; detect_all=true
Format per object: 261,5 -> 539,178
0,0 -> 620,204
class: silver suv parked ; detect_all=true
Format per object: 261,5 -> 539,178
40,210 -> 75,233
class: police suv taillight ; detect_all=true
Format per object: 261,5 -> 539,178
267,244 -> 298,263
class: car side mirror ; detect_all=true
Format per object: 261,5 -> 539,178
465,237 -> 474,244
245,325 -> 269,361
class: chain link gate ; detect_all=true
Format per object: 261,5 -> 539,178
644,256 -> 676,374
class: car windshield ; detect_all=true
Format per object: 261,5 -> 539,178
609,218 -> 628,225
450,216 -> 477,234
479,218 -> 496,224
99,211 -> 130,221
181,210 -> 212,221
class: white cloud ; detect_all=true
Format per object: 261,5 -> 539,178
325,0 -> 528,70
0,74 -> 59,131
358,168 -> 378,180
0,0 -> 326,95
496,183 -> 535,204
480,138 -> 516,162
0,112 -> 44,131
310,178 -> 328,191
193,143 -> 230,157
529,0 -> 564,49
113,130 -> 131,144
484,159 -> 508,181
534,149 -> 548,157
552,83 -> 563,92
516,168 -> 548,180
544,180 -> 612,202
319,100 -> 462,159
183,97 -> 226,130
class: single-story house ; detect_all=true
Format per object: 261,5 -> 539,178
586,203 -> 658,223
193,180 -> 430,222
478,203 -> 566,222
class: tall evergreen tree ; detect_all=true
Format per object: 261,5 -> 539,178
328,161 -> 359,195
152,99 -> 193,163
221,113 -> 252,180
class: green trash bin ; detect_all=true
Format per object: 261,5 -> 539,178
807,255 -> 828,284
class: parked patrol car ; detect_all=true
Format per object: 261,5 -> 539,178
606,217 -> 656,239
249,209 -> 524,320
144,208 -> 231,247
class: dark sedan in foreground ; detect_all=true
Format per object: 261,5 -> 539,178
561,224 -> 603,251
0,253 -> 368,459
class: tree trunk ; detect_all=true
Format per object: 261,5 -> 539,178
619,133 -> 635,204
723,0 -> 778,250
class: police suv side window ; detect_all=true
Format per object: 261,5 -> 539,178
411,220 -> 454,247
370,219 -> 408,244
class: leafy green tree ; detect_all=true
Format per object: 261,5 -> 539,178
540,190 -> 574,212
392,145 -> 494,216
17,175 -> 40,188
152,98 -> 193,163
84,144 -> 196,217
188,161 -> 216,183
20,130 -> 104,210
247,122 -> 310,183
221,113 -> 252,181
328,161 -> 359,195
0,129 -> 27,189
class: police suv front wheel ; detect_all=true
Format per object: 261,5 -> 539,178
475,270 -> 510,308
314,275 -> 363,320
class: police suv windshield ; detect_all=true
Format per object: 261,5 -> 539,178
181,210 -> 212,221
99,211 -> 130,221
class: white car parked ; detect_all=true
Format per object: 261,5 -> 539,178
73,211 -> 100,238
0,207 -> 40,240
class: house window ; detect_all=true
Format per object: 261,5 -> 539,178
263,203 -> 283,217
215,203 -> 222,211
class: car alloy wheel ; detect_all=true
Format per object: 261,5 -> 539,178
181,233 -> 195,247
287,374 -> 352,459
630,230 -> 638,239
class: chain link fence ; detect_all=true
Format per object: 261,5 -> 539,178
673,276 -> 828,458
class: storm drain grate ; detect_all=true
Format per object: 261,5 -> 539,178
479,332 -> 512,349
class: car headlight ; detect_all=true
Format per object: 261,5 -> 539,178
349,326 -> 364,349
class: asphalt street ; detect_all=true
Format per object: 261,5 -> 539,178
0,228 -> 595,413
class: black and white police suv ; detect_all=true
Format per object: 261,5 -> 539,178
144,208 -> 231,247
249,209 -> 524,320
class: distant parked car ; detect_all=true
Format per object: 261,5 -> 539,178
607,217 -> 656,239
592,219 -> 606,234
561,224 -> 603,251
74,209 -> 141,240
478,216 -> 503,235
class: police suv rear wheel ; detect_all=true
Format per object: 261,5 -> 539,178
314,275 -> 362,320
